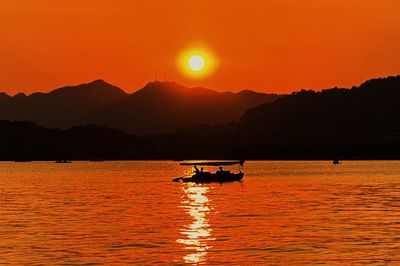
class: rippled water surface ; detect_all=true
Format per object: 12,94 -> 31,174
1,161 -> 400,265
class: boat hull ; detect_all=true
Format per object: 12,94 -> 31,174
172,172 -> 244,183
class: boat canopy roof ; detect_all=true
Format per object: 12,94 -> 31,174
180,160 -> 245,166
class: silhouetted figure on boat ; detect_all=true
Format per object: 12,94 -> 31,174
194,165 -> 200,174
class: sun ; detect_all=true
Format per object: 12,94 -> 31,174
177,45 -> 218,79
188,55 -> 205,71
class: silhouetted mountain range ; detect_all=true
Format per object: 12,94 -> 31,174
0,80 -> 127,128
236,75 -> 400,158
0,80 -> 279,134
1,75 -> 400,160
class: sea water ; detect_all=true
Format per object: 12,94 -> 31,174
0,161 -> 400,265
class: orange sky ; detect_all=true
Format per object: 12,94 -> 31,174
1,0 -> 400,94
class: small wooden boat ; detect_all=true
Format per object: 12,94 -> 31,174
173,160 -> 245,183
55,160 -> 72,163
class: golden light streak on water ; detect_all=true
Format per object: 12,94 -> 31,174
177,184 -> 215,264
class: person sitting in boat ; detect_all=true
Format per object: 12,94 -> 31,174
201,167 -> 204,172
194,165 -> 200,174
218,166 -> 223,172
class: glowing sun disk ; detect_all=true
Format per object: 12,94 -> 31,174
189,55 -> 205,71
177,46 -> 218,79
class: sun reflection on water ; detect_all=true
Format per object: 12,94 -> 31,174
177,183 -> 215,264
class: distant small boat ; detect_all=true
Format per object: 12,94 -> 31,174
332,159 -> 340,164
173,160 -> 245,183
55,160 -> 71,163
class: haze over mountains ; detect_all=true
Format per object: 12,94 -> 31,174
0,80 -> 279,134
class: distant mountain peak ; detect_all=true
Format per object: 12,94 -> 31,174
48,79 -> 127,97
0,92 -> 11,98
87,79 -> 111,86
135,81 -> 189,96
14,92 -> 27,98
143,81 -> 186,89
69,79 -> 117,89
